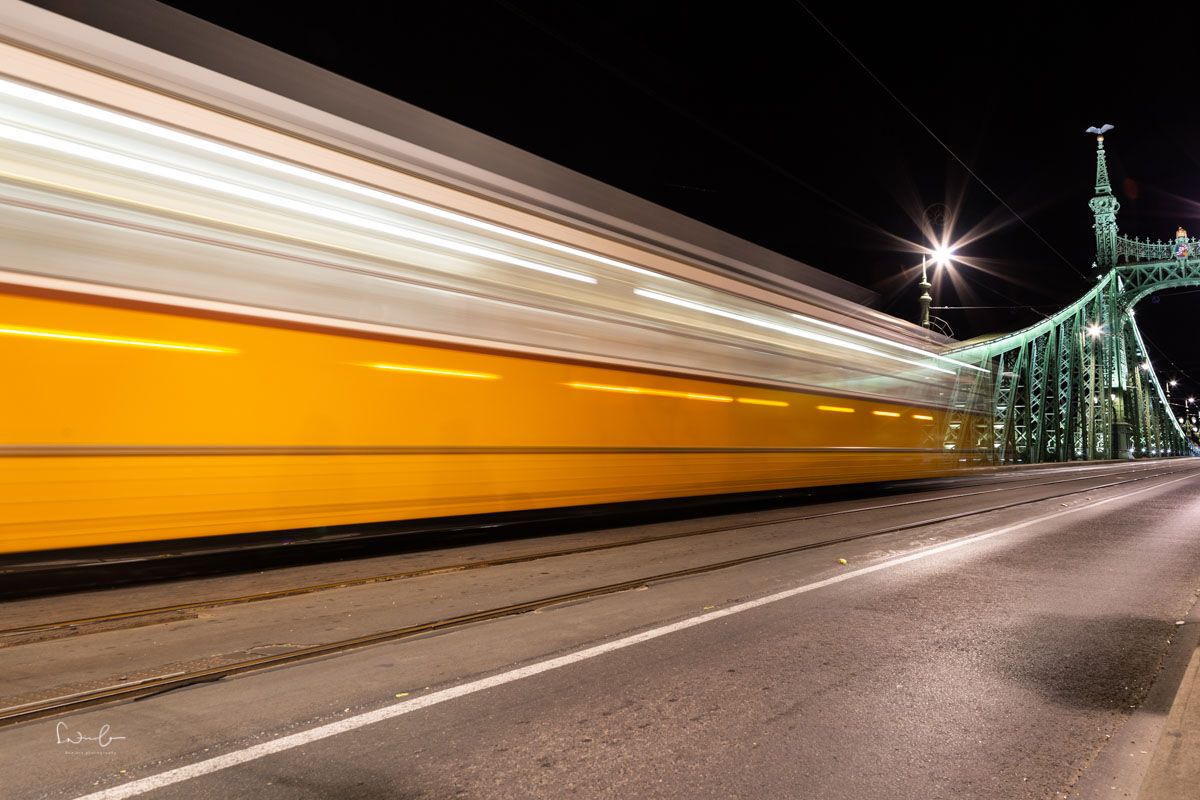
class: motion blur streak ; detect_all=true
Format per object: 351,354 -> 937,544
0,122 -> 597,285
633,288 -> 957,375
0,16 -> 993,554
791,312 -> 989,373
872,411 -> 901,418
0,324 -> 233,353
365,364 -> 501,380
736,398 -> 790,407
0,76 -> 660,279
565,382 -> 733,403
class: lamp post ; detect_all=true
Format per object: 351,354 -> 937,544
919,246 -> 953,330
918,256 -> 932,329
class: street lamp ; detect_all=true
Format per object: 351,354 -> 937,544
919,246 -> 955,329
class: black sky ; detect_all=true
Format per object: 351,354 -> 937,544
155,1 -> 1200,400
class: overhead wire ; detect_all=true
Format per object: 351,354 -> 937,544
792,2 -> 1091,283
490,1 -> 900,234
498,1 -> 1092,333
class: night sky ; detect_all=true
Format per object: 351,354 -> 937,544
155,1 -> 1200,401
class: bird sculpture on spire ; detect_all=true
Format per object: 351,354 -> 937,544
1086,124 -> 1114,135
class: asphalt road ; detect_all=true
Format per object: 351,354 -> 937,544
3,460 -> 1200,799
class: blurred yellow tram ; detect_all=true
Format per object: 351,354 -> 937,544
0,2 -> 990,553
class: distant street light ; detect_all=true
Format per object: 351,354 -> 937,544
1080,323 -> 1105,457
916,205 -> 955,333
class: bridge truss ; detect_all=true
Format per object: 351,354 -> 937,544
938,133 -> 1194,462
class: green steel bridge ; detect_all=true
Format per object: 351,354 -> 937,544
939,131 -> 1197,463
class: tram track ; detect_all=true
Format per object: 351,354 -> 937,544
0,461 -> 1194,728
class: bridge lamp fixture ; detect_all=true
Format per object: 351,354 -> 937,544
917,245 -> 956,331
929,245 -> 955,268
1086,323 -> 1104,338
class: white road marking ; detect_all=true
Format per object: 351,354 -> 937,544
73,470 -> 1196,800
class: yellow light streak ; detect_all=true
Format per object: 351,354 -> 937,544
0,324 -> 234,353
817,405 -> 856,413
872,410 -> 901,418
566,382 -> 641,394
736,397 -> 790,407
566,382 -> 733,402
912,414 -> 935,421
366,363 -> 500,379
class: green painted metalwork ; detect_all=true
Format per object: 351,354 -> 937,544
939,131 -> 1193,462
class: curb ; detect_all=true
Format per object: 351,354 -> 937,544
1136,639 -> 1200,799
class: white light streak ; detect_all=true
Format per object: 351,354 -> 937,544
635,289 -> 955,375
0,78 -> 652,278
789,312 -> 988,373
0,120 -> 595,285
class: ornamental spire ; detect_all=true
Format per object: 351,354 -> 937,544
1087,124 -> 1119,271
1094,134 -> 1112,195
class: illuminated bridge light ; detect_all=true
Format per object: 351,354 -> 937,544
817,405 -> 855,413
912,414 -> 935,421
0,324 -> 234,353
736,397 -> 789,407
366,363 -> 500,379
566,382 -> 732,402
872,410 -> 901,418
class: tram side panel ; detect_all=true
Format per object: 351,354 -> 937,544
0,289 -> 964,553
